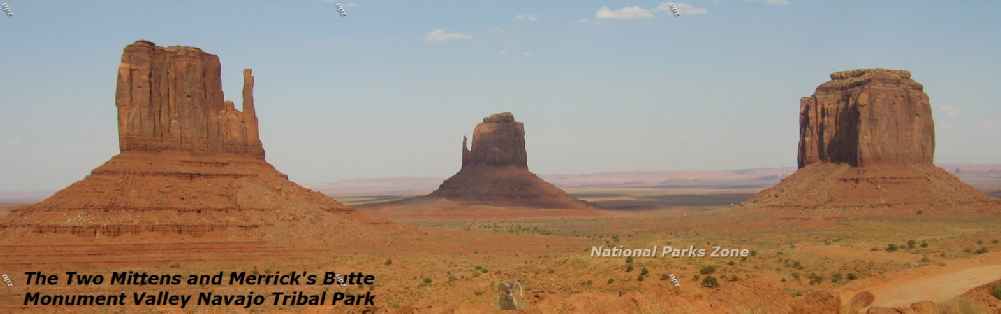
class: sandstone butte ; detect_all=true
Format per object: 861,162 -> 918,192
429,112 -> 590,209
0,40 -> 358,242
747,69 -> 989,209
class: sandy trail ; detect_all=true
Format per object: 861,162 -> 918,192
869,264 -> 1001,307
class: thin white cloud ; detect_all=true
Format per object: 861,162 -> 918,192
514,14 -> 538,23
320,0 -> 358,7
424,29 -> 472,43
655,2 -> 708,16
595,6 -> 655,20
937,105 -> 960,118
746,0 -> 791,6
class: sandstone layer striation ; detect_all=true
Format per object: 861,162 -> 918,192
431,113 -> 589,209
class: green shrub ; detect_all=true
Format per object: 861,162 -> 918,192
808,273 -> 824,285
886,244 -> 899,252
992,285 -> 1001,300
831,273 -> 843,283
701,276 -> 719,288
699,265 -> 716,275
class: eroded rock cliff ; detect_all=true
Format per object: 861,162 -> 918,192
116,40 -> 264,158
798,69 -> 934,168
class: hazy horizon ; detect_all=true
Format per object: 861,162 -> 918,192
2,1 -> 1000,192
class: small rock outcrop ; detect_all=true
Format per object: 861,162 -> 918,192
748,69 -> 988,209
798,69 -> 934,168
2,40 -> 351,240
430,113 -> 588,209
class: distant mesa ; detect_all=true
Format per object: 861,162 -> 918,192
747,69 -> 988,209
429,112 -> 589,209
1,40 -> 350,239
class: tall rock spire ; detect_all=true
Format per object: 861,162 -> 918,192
242,68 -> 261,147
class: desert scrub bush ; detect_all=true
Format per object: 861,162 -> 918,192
784,259 -> 803,269
831,273 -> 843,283
976,247 -> 988,255
992,285 -> 1001,300
699,265 -> 716,275
886,243 -> 899,252
625,264 -> 634,273
701,276 -> 719,288
807,273 -> 824,285
421,277 -> 432,286
846,273 -> 858,281
907,240 -> 917,249
921,241 -> 928,248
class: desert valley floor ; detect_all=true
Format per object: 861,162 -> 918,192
3,184 -> 1000,313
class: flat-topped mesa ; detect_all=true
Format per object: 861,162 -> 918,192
461,112 -> 528,169
798,68 -> 934,168
116,40 -> 265,159
746,69 -> 988,209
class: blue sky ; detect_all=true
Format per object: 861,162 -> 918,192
1,0 -> 999,191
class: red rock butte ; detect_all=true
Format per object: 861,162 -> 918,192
1,40 -> 353,241
747,69 -> 988,209
429,112 -> 589,209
